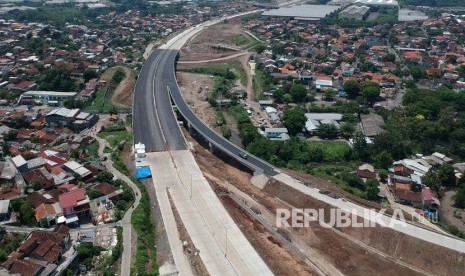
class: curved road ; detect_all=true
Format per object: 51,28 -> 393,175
133,49 -> 186,152
134,46 -> 277,175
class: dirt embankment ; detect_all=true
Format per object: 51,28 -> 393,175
186,131 -> 464,276
264,180 -> 465,276
100,66 -> 136,108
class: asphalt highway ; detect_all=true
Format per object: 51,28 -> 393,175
133,49 -> 186,152
168,80 -> 277,176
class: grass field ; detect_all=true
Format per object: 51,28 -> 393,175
183,61 -> 247,86
85,89 -> 119,113
227,34 -> 251,46
98,130 -> 132,149
309,141 -> 352,163
253,69 -> 266,100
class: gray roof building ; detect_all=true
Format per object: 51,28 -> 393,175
262,5 -> 341,20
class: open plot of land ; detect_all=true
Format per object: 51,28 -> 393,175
440,190 -> 465,232
179,20 -> 257,61
176,72 -> 217,128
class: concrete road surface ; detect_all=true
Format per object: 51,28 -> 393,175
274,173 -> 465,254
141,151 -> 272,275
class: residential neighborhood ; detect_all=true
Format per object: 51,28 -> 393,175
1,0 -> 465,275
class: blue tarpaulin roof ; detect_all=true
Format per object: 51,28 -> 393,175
136,166 -> 152,180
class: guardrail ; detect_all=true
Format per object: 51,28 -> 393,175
166,84 -> 264,174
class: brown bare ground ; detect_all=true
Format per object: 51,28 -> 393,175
179,20 -> 253,61
99,66 -> 136,108
216,192 -> 316,276
176,72 -> 216,128
185,132 -> 464,276
440,190 -> 465,232
111,67 -> 136,108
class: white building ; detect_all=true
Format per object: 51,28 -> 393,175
305,113 -> 342,132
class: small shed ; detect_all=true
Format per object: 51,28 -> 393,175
0,199 -> 11,221
135,142 -> 146,158
357,163 -> 376,179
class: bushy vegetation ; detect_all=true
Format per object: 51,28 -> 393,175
10,199 -> 36,226
38,66 -> 78,92
0,230 -> 26,262
98,123 -> 157,274
112,227 -> 123,262
77,243 -> 104,267
112,68 -> 126,84
454,183 -> 465,209
131,178 -> 158,275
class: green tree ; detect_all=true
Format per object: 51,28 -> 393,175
0,249 -> 6,262
378,169 -> 388,182
340,122 -> 356,137
410,66 -> 426,81
111,68 -> 126,84
83,69 -> 98,83
4,130 -> 18,142
438,163 -> 456,187
109,106 -> 118,115
272,88 -> 285,103
282,107 -> 307,136
362,85 -> 380,106
455,184 -> 465,208
39,67 -> 77,92
87,188 -> 104,200
365,185 -> 380,201
317,123 -> 339,139
324,88 -> 336,101
32,181 -> 42,191
290,84 -> 307,103
254,43 -> 266,54
96,171 -> 114,183
352,131 -> 369,160
18,201 -> 36,226
423,171 -> 441,194
381,53 -> 396,62
0,226 -> 5,240
373,151 -> 393,169
343,80 -> 361,99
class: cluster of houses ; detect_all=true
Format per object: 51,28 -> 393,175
387,153 -> 451,210
1,225 -> 71,276
0,2 -> 250,107
369,152 -> 464,212
245,11 -> 465,101
0,105 -> 126,226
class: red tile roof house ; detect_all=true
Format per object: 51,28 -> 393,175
357,163 -> 376,179
2,225 -> 70,276
421,187 -> 440,209
59,188 -> 90,218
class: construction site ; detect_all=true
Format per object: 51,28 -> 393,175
169,15 -> 465,276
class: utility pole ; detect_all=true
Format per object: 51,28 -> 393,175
225,227 -> 228,258
190,174 -> 193,199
